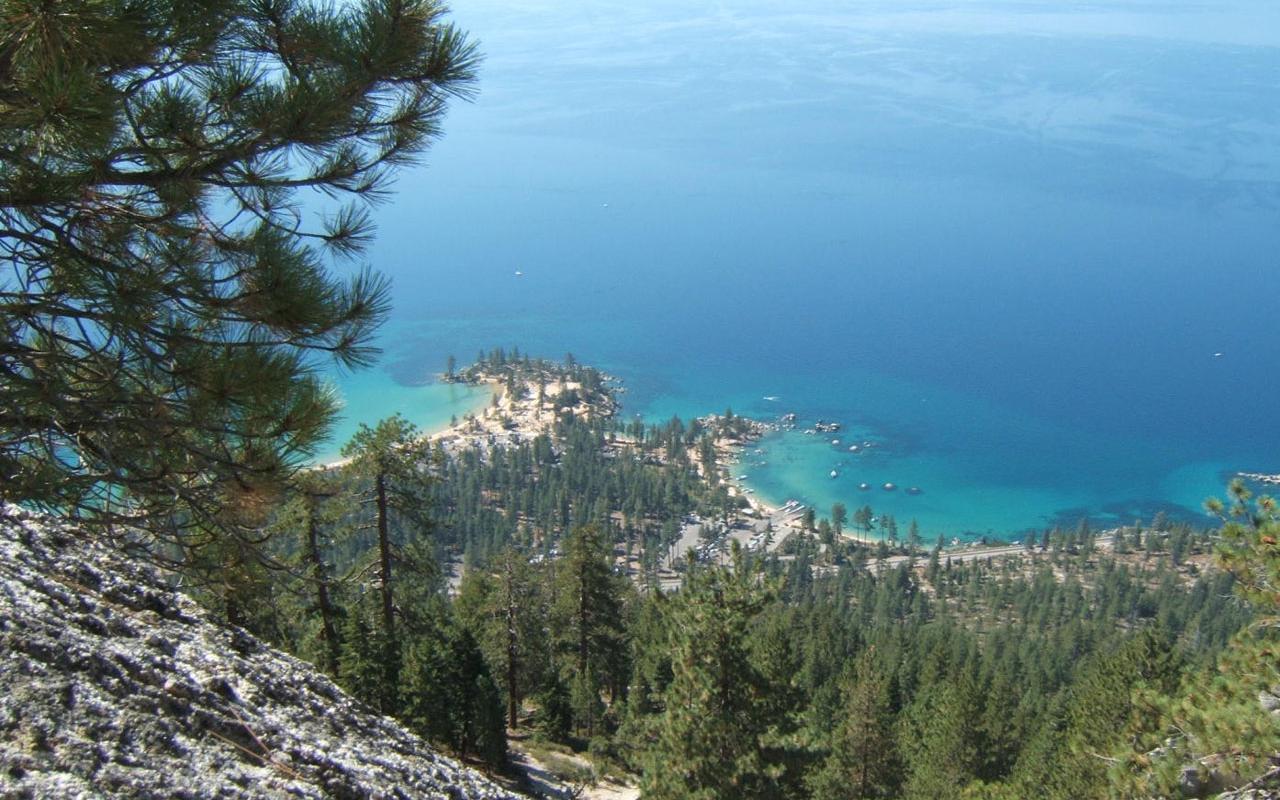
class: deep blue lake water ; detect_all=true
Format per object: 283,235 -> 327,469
321,0 -> 1280,540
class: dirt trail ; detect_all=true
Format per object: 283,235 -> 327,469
506,743 -> 639,800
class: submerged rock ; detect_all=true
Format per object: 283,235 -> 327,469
0,506 -> 526,799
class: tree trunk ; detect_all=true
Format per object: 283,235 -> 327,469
305,493 -> 341,675
505,557 -> 520,729
376,471 -> 395,642
578,571 -> 593,737
506,623 -> 519,728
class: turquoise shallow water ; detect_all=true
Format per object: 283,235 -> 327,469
309,0 -> 1280,539
316,370 -> 493,465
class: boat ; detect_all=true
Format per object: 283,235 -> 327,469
831,439 -> 840,446
858,482 -> 871,491
830,470 -> 839,479
906,486 -> 923,496
883,482 -> 897,491
849,444 -> 861,452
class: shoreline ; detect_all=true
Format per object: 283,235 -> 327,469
306,358 -> 1178,596
311,378 -> 498,469
707,414 -> 886,545
696,414 -> 883,560
726,420 -> 1232,545
317,357 -> 1236,558
313,366 -> 616,472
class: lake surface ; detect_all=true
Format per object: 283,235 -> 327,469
322,0 -> 1280,539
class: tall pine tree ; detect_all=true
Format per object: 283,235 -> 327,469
0,0 -> 477,546
808,648 -> 900,799
641,546 -> 784,800
554,524 -> 628,739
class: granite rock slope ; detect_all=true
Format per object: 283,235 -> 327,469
0,506 -> 527,800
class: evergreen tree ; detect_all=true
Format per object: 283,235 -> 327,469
554,524 -> 628,739
853,505 -> 874,534
276,470 -> 351,675
808,648 -> 900,799
618,591 -> 674,758
338,595 -> 399,714
1119,484 -> 1280,794
1012,629 -> 1182,799
535,672 -> 574,742
0,0 -> 477,541
832,503 -> 848,536
402,608 -> 507,766
456,547 -> 549,729
898,676 -> 984,800
641,546 -> 783,800
341,414 -> 435,659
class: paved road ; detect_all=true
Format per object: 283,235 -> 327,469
871,535 -> 1115,572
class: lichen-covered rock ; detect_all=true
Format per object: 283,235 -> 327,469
1258,689 -> 1280,714
0,506 -> 527,799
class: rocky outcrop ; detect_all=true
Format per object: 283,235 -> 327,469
0,506 -> 527,799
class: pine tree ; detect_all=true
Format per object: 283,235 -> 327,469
640,546 -> 783,800
184,520 -> 284,636
832,503 -> 848,536
284,470 -> 350,675
554,524 -> 628,739
341,414 -> 435,665
401,607 -> 507,767
908,519 -> 922,556
808,648 -> 900,799
0,0 -> 477,543
456,547 -> 549,729
535,672 -> 574,742
1012,629 -> 1182,799
1117,484 -> 1280,794
338,595 -> 399,714
898,675 -> 984,800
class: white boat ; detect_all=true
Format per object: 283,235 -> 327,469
830,470 -> 839,478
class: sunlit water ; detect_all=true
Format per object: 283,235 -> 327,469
321,0 -> 1280,539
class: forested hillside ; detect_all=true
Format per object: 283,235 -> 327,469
202,353 -> 1272,799
3,3 -> 1277,797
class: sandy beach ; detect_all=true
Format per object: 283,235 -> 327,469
315,370 -> 613,471
430,375 -> 607,456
